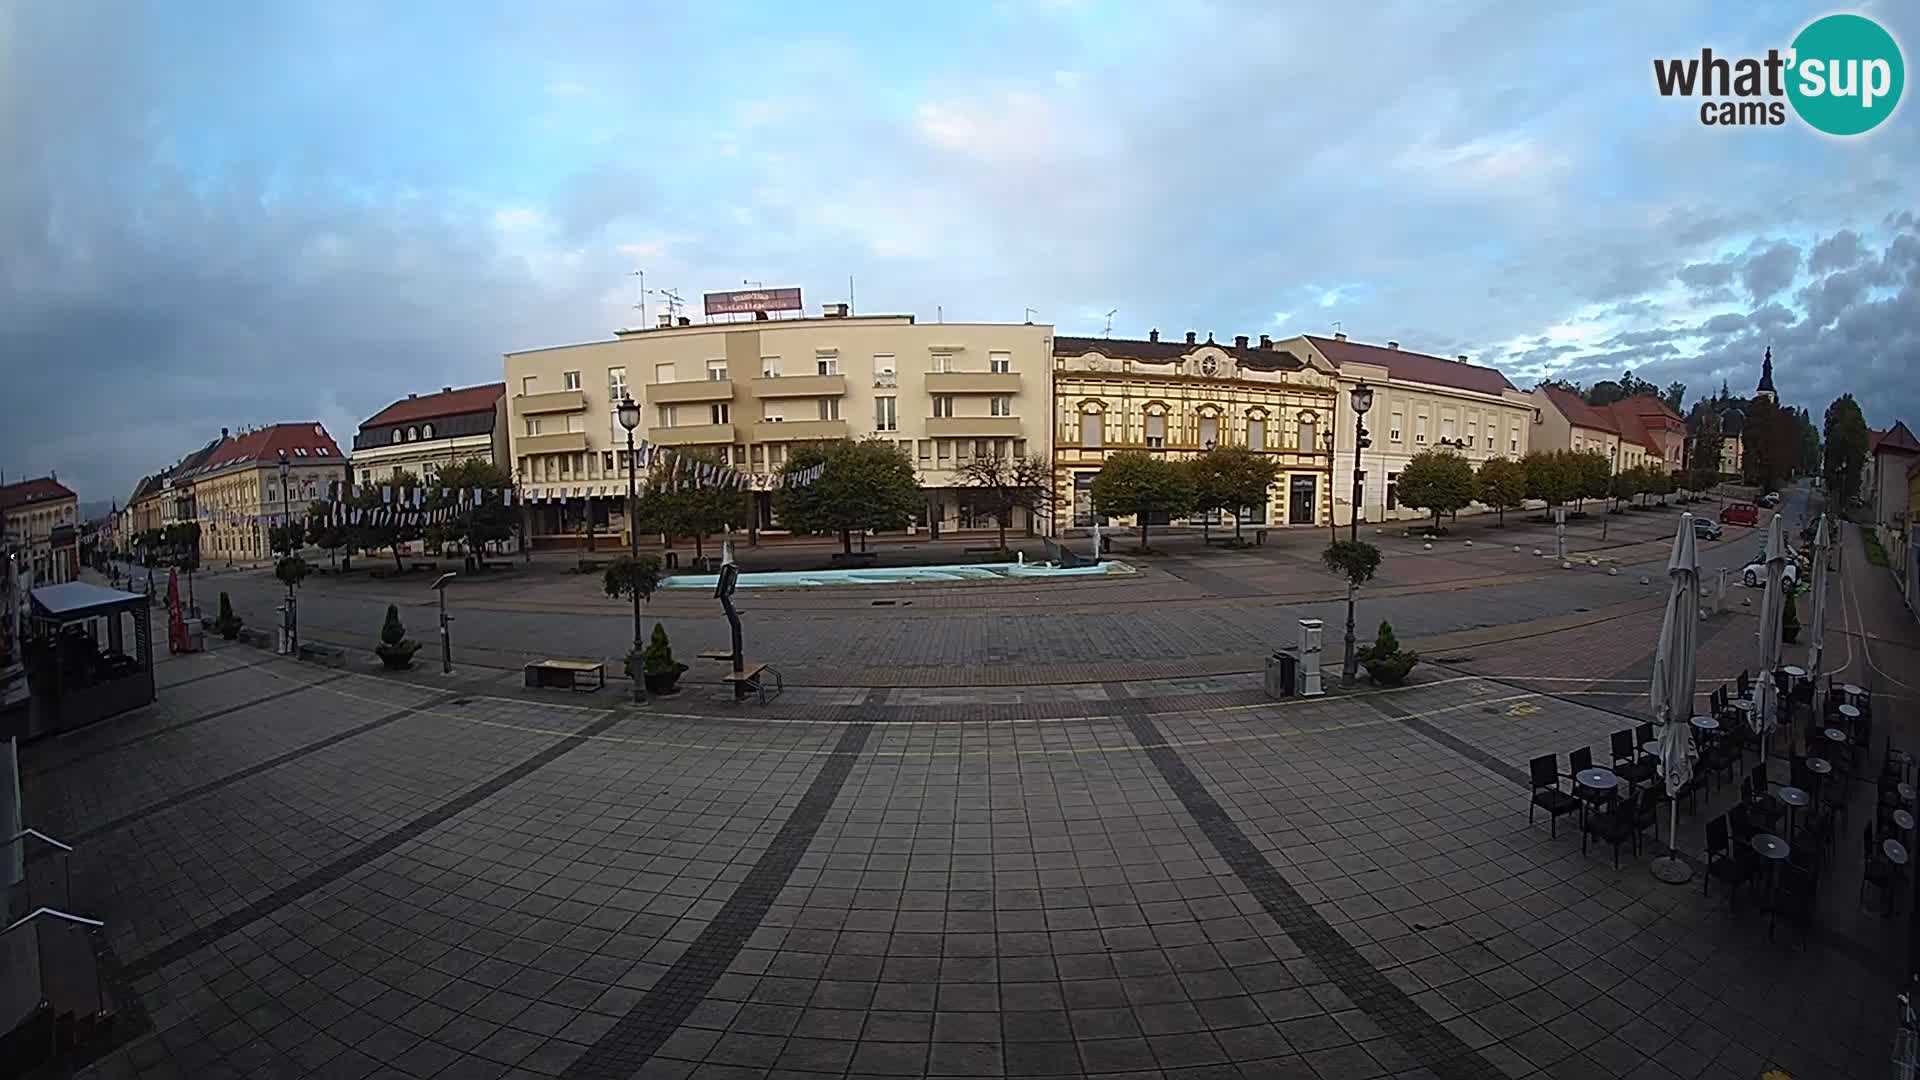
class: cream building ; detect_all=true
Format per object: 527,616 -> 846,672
1052,331 -> 1340,529
503,305 -> 1053,547
175,423 -> 346,562
1280,334 -> 1536,525
0,478 -> 79,585
1533,386 -> 1625,464
352,383 -> 508,485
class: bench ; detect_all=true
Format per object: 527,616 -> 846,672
524,658 -> 606,692
697,649 -> 735,661
719,662 -> 784,704
409,561 -> 438,572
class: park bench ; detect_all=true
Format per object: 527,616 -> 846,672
409,560 -> 438,572
698,650 -> 784,704
523,658 -> 606,692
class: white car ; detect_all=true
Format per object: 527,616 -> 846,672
1742,557 -> 1800,588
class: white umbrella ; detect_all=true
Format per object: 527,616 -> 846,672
1808,516 -> 1830,686
1751,514 -> 1789,742
1650,513 -> 1701,884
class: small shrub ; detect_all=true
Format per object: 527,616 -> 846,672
374,603 -> 420,669
643,622 -> 680,676
1356,619 -> 1420,686
212,592 -> 242,639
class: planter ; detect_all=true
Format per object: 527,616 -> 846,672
376,641 -> 420,670
1363,655 -> 1418,686
643,663 -> 688,695
218,627 -> 240,641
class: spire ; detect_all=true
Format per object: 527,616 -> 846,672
1755,345 -> 1776,401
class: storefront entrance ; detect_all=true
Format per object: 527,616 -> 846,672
1289,475 -> 1317,526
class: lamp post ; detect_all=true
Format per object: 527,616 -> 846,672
1342,382 -> 1374,688
616,395 -> 646,704
278,449 -> 296,656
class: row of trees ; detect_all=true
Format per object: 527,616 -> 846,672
1087,447 -> 1281,547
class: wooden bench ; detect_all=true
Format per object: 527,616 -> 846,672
524,658 -> 606,692
409,560 -> 439,572
719,662 -> 783,704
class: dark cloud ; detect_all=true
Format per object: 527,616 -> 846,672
1677,258 -> 1736,291
1807,229 -> 1866,274
1741,241 -> 1800,303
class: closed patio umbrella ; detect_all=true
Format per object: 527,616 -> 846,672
1752,514 -> 1788,743
1650,513 -> 1701,884
1808,516 -> 1830,687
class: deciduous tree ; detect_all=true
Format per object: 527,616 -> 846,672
1474,457 -> 1526,526
1396,448 -> 1474,532
424,459 -> 518,568
1522,450 -> 1576,509
1090,450 -> 1194,550
773,439 -> 921,554
350,468 -> 423,571
957,453 -> 1053,549
1572,450 -> 1613,513
1822,394 -> 1869,502
1188,445 -> 1280,543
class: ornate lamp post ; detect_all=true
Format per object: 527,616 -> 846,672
616,395 -> 646,704
278,449 -> 296,655
1342,381 -> 1375,687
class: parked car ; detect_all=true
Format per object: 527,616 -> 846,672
1721,501 -> 1759,526
1742,556 -> 1800,588
1692,518 -> 1723,540
1759,491 -> 1781,507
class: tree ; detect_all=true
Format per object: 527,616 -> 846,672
1089,449 -> 1195,550
308,500 -> 348,568
424,459 -> 519,568
161,521 -> 201,570
1572,450 -> 1612,513
1474,457 -> 1526,526
268,520 -> 306,556
1188,446 -> 1280,543
956,453 -> 1053,549
1743,396 -> 1799,490
1822,394 -> 1869,501
1648,467 -> 1675,503
631,448 -> 745,560
1609,464 -> 1644,510
773,439 -> 921,555
350,468 -> 423,571
1662,381 -> 1687,413
1396,449 -> 1474,532
1689,407 -> 1725,492
1523,450 -> 1576,509
1323,539 -> 1382,688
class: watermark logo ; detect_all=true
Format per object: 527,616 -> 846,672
1653,13 -> 1903,135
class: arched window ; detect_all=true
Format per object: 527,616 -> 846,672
1297,411 -> 1318,451
1144,404 -> 1166,448
422,423 -> 434,439
1198,408 -> 1219,449
1079,403 -> 1104,449
407,426 -> 419,442
391,430 -> 402,444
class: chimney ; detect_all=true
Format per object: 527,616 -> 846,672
678,316 -> 691,326
1386,341 -> 1399,350
407,392 -> 418,399
1259,334 -> 1272,349
1455,354 -> 1468,363
822,302 -> 849,318
1148,328 -> 1159,343
656,312 -> 672,328
1233,335 -> 1248,349
442,386 -> 453,394
220,427 -> 229,440
753,310 -> 769,321
1334,332 -> 1347,342
1185,331 -> 1196,344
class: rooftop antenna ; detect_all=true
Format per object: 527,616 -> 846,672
1331,320 -> 1342,335
742,279 -> 764,288
937,305 -> 943,323
848,274 -> 855,316
627,269 -> 647,329
1104,309 -> 1117,338
651,287 -> 685,324
1024,307 -> 1038,325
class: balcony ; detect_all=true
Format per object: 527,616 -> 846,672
647,379 -> 734,404
516,389 -> 587,415
750,374 -> 847,399
647,422 -> 736,446
925,371 -> 1022,395
752,419 -> 848,442
926,416 -> 1024,438
518,431 -> 589,454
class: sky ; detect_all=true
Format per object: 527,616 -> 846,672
4,0 -> 1917,503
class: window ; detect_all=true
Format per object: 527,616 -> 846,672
525,416 -> 542,436
1415,414 -> 1428,445
422,423 -> 434,439
933,396 -> 954,418
1013,438 -> 1026,458
563,370 -> 581,391
617,450 -> 630,470
1465,420 -> 1476,448
391,430 -> 402,444
1199,414 -> 1219,448
1145,411 -> 1166,448
407,426 -> 418,441
706,360 -> 727,381
1297,414 -> 1317,452
874,397 -> 897,431
873,354 -> 896,388
818,397 -> 841,421
608,366 -> 628,404
975,439 -> 993,459
1441,416 -> 1455,442
1386,472 -> 1399,511
751,445 -> 764,467
565,413 -> 584,433
933,352 -> 955,373
657,404 -> 678,427
559,454 -> 571,476
711,402 -> 730,424
991,396 -> 1011,417
989,351 -> 1011,374
770,445 -> 785,466
1081,409 -> 1103,449
603,451 -> 615,473
762,402 -> 783,422
761,356 -> 781,377
918,440 -> 932,461
816,354 -> 839,375
1389,411 -> 1403,443
733,446 -> 746,465
654,362 -> 675,384
937,439 -> 952,463
522,376 -> 537,395
1246,416 -> 1265,449
544,457 -> 556,481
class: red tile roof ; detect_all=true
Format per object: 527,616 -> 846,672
0,477 -> 76,512
361,383 -> 506,429
1054,334 -> 1305,371
186,423 -> 343,478
1539,386 -> 1619,434
1872,421 -> 1920,455
1605,405 -> 1663,455
1614,393 -> 1683,425
1304,336 -> 1516,396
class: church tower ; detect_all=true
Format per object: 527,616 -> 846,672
1755,346 -> 1776,403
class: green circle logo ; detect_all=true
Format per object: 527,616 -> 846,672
1787,14 -> 1904,136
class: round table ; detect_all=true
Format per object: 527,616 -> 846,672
1824,727 -> 1849,744
1782,665 -> 1806,678
1642,741 -> 1660,758
1895,809 -> 1915,832
1577,768 -> 1619,792
1750,833 -> 1790,861
1885,839 -> 1909,866
1690,715 -> 1720,731
1901,783 -> 1916,803
1807,757 -> 1833,775
1838,703 -> 1861,720
1842,683 -> 1865,698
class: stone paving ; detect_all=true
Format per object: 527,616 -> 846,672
24,618 -> 1911,1080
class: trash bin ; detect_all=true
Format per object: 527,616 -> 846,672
1265,651 -> 1297,699
183,618 -> 205,653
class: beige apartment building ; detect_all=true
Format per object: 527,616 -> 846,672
352,383 -> 508,485
0,478 -> 79,585
1052,331 -> 1341,529
1281,334 -> 1536,525
503,306 -> 1053,547
178,424 -> 346,562
1533,386 -> 1625,464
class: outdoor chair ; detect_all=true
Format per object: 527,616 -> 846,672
1566,747 -> 1612,820
1705,815 -> 1754,907
1529,755 -> 1581,838
1769,865 -> 1816,944
1862,824 -> 1902,916
1737,670 -> 1752,700
1742,776 -> 1784,830
1634,722 -> 1655,749
1703,730 -> 1742,791
1611,730 -> 1656,787
1631,784 -> 1665,851
1582,790 -> 1637,869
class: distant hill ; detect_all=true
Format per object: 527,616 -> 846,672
79,500 -> 116,522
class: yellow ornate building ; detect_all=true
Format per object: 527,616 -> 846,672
1052,332 -> 1341,529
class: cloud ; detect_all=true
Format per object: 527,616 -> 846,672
1808,229 -> 1866,274
1741,241 -> 1801,303
1678,258 -> 1737,291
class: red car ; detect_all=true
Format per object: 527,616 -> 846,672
1721,501 -> 1759,526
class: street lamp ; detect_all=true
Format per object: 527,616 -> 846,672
278,449 -> 296,656
1342,381 -> 1374,689
616,395 -> 646,703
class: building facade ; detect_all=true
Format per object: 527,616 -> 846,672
1609,395 -> 1686,475
1865,422 -> 1920,582
503,308 -> 1053,547
352,383 -> 508,485
1532,387 -> 1624,464
0,478 -> 79,585
1283,335 -> 1535,525
174,424 -> 346,562
1051,332 -> 1339,529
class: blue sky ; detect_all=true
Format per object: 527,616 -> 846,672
4,0 -> 1917,501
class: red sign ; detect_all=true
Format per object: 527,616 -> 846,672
704,287 -> 803,316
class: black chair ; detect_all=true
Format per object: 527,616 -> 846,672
1705,815 -> 1754,907
1862,825 -> 1901,916
1529,755 -> 1581,838
1632,783 -> 1666,853
1611,730 -> 1656,786
1583,790 -> 1637,869
1769,865 -> 1816,944
1737,670 -> 1752,700
1567,747 -> 1611,820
